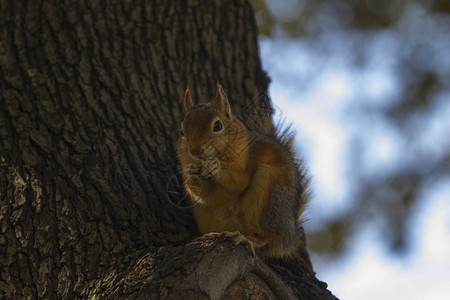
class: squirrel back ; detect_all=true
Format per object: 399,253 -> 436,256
177,84 -> 309,259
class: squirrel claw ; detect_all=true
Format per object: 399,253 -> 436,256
203,231 -> 256,257
186,163 -> 202,181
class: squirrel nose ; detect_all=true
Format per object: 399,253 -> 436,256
190,146 -> 204,157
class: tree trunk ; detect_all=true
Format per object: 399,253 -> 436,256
0,0 -> 337,299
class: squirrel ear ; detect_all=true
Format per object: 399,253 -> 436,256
184,86 -> 193,110
215,84 -> 232,117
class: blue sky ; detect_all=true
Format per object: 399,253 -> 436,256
258,11 -> 450,297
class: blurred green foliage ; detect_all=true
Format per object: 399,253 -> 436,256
252,0 -> 450,258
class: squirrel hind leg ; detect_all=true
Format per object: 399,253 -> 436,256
258,226 -> 306,260
259,186 -> 306,260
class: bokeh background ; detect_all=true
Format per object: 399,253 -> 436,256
251,0 -> 450,298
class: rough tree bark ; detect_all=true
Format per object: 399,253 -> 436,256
0,0 -> 337,299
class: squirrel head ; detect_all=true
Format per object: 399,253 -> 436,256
179,84 -> 247,161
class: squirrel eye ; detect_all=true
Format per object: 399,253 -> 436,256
180,126 -> 184,136
213,120 -> 223,132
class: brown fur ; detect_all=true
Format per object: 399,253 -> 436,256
177,84 -> 309,260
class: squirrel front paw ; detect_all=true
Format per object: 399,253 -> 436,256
186,158 -> 220,182
199,157 -> 220,181
202,231 -> 256,257
186,162 -> 203,182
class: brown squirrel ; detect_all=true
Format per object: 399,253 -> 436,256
177,84 -> 309,260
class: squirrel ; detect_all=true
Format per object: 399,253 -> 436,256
177,84 -> 309,260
